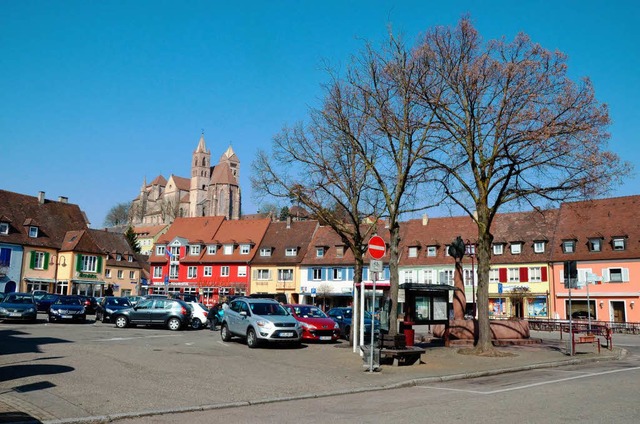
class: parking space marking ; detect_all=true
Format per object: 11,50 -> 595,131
217,341 -> 230,347
420,366 -> 640,395
92,334 -> 183,342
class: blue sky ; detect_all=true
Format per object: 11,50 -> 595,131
1,1 -> 638,227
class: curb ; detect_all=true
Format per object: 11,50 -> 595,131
39,349 -> 626,424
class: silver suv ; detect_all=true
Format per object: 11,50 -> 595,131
221,298 -> 302,348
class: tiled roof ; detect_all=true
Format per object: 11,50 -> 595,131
200,218 -> 271,263
151,216 -> 226,262
60,230 -> 103,255
149,175 -> 167,186
172,176 -> 190,191
133,225 -> 169,238
551,195 -> 640,262
0,189 -> 89,249
210,163 -> 237,185
253,220 -> 319,264
88,229 -> 142,269
490,209 -> 558,264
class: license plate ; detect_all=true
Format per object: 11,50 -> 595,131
319,336 -> 332,341
62,315 -> 72,319
9,313 -> 21,317
280,332 -> 294,337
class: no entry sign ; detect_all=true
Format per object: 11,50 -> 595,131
368,235 -> 386,260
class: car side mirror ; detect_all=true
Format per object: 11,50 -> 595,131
336,315 -> 342,320
240,311 -> 247,317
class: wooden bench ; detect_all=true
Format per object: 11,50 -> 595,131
380,346 -> 426,366
572,333 -> 600,354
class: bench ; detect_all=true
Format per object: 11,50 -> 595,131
380,347 -> 426,366
572,332 -> 600,354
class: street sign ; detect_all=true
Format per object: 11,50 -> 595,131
311,287 -> 316,298
368,235 -> 386,260
370,260 -> 383,272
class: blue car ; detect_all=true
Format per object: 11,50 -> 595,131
326,307 -> 379,341
48,296 -> 87,323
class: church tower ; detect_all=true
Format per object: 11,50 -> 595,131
189,133 -> 211,217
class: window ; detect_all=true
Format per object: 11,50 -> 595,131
493,244 -> 504,255
223,244 -> 234,255
439,269 -> 453,285
278,269 -> 293,281
33,251 -> 46,270
29,226 -> 38,238
221,266 -> 230,277
260,248 -> 272,257
153,267 -> 162,278
605,267 -> 629,283
489,269 -> 499,283
128,255 -> 133,262
204,266 -> 212,277
169,264 -> 179,278
105,269 -> 112,278
408,247 -> 418,258
316,247 -> 324,258
81,255 -> 98,272
508,268 -> 520,282
156,246 -> 166,256
313,268 -> 322,280
427,246 -> 437,257
285,247 -> 297,257
335,246 -> 344,258
116,254 -> 122,261
190,245 -> 201,255
533,241 -> 545,253
529,267 -> 542,282
332,268 -> 342,280
117,270 -> 123,279
562,240 -> 575,253
207,245 -> 217,255
256,269 -> 270,280
0,247 -> 12,267
240,244 -> 250,255
510,243 -> 522,254
463,269 -> 474,286
0,222 -> 8,235
588,238 -> 602,252
187,267 -> 197,279
423,269 -> 434,284
238,266 -> 247,277
404,270 -> 414,284
612,238 -> 626,251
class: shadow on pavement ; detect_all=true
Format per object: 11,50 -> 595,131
0,364 -> 74,383
0,329 -> 72,356
0,411 -> 42,423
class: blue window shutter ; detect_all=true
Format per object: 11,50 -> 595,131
307,268 -> 313,280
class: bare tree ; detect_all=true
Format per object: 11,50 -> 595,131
315,283 -> 333,311
104,202 -> 132,227
158,197 -> 181,224
415,18 -> 630,354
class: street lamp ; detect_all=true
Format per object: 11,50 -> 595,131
465,240 -> 476,318
49,255 -> 67,294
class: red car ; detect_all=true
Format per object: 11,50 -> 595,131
284,304 -> 340,342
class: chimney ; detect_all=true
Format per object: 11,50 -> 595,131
37,191 -> 45,204
286,215 -> 291,229
58,196 -> 68,203
422,214 -> 429,226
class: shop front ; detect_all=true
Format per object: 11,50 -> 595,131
70,279 -> 106,297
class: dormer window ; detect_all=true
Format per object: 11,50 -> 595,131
408,247 -> 418,258
29,226 -> 38,238
240,244 -> 250,255
0,222 -> 8,235
493,244 -> 504,255
588,238 -> 602,252
285,247 -> 298,257
223,244 -> 234,255
510,243 -> 522,255
128,255 -> 133,262
207,245 -> 217,255
260,247 -> 272,257
190,245 -> 201,255
335,246 -> 344,258
612,237 -> 626,251
562,240 -> 576,254
427,246 -> 437,257
316,247 -> 325,258
116,254 -> 122,261
533,241 -> 546,253
156,246 -> 166,256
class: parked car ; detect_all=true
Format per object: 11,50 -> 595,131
77,296 -> 98,314
221,297 -> 302,348
112,298 -> 192,331
96,296 -> 133,323
0,292 -> 37,322
31,290 -> 48,302
284,304 -> 340,342
187,302 -> 209,329
48,296 -> 87,323
169,293 -> 198,303
36,293 -> 60,312
326,307 -> 380,341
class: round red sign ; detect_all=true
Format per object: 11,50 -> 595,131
368,235 -> 386,260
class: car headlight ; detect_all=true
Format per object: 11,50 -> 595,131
300,322 -> 316,330
334,322 -> 339,329
255,320 -> 273,328
0,307 -> 7,313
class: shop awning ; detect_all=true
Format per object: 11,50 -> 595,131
71,279 -> 106,285
24,278 -> 57,284
400,283 -> 461,292
356,281 -> 390,289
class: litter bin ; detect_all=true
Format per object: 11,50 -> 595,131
400,321 -> 415,347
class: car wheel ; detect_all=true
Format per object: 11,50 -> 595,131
344,326 -> 351,341
221,324 -> 232,342
48,315 -> 55,323
167,317 -> 181,331
191,318 -> 202,330
115,316 -> 128,328
246,328 -> 259,348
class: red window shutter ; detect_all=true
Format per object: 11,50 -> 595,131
499,268 -> 507,283
541,267 -> 548,281
520,267 -> 528,282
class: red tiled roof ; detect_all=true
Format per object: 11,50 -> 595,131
211,163 -> 237,185
253,220 -> 319,264
150,175 -> 167,186
200,218 -> 271,262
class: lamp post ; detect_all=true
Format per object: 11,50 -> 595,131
49,255 -> 67,294
465,240 -> 476,318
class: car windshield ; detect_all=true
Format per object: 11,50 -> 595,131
56,297 -> 83,305
250,302 -> 288,316
108,298 -> 131,306
43,294 -> 58,300
338,309 -> 371,319
5,294 -> 33,304
294,306 -> 327,318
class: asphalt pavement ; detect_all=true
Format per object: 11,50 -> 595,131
0,322 -> 627,424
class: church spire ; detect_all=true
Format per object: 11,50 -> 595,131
195,132 -> 209,154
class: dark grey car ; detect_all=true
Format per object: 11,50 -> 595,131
112,298 -> 192,331
0,292 -> 37,322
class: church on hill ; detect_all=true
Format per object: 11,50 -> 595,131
131,134 -> 241,225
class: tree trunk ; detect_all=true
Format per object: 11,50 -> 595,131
388,222 -> 401,337
475,208 -> 494,352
